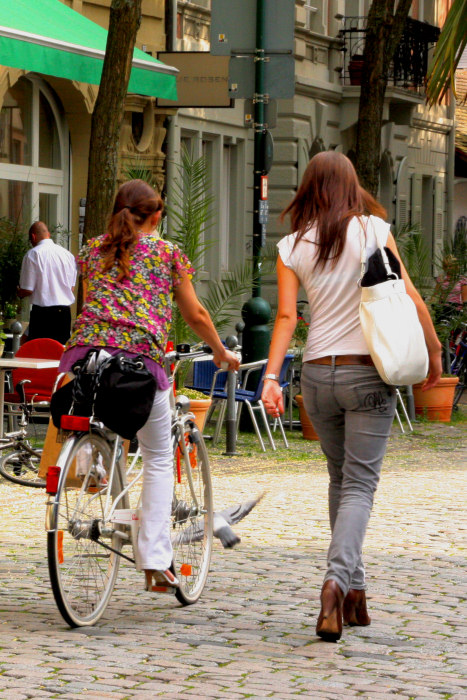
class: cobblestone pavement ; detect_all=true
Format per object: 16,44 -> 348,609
0,415 -> 466,699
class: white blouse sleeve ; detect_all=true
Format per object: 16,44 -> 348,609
277,234 -> 297,270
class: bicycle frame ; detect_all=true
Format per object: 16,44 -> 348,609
46,348 -> 211,566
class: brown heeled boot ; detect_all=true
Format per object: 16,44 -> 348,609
316,579 -> 344,642
343,588 -> 371,626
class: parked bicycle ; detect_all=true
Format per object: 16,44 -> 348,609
450,324 -> 467,409
45,347 -> 214,627
0,382 -> 46,488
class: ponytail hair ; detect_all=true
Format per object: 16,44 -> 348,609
100,179 -> 163,281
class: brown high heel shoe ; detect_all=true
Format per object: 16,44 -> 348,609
343,589 -> 371,626
316,579 -> 344,642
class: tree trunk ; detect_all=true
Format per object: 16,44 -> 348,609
83,0 -> 143,242
355,0 -> 413,196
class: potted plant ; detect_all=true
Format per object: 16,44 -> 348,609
175,386 -> 212,431
0,218 -> 28,323
287,315 -> 320,440
0,329 -> 6,357
395,224 -> 465,421
348,55 -> 365,85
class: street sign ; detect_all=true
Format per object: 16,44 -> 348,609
156,53 -> 231,107
259,131 -> 274,174
260,176 -> 268,200
211,0 -> 295,56
258,199 -> 269,224
229,54 -> 295,99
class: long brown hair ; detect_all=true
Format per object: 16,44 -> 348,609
100,179 -> 163,281
280,151 -> 386,270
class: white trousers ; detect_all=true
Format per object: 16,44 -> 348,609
136,388 -> 174,570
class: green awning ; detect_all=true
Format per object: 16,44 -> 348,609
0,0 -> 178,100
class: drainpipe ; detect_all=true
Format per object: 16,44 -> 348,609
446,89 -> 455,240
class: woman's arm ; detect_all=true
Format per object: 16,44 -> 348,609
262,257 -> 301,416
174,272 -> 240,371
386,233 -> 442,390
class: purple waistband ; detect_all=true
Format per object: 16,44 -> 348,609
59,345 -> 169,391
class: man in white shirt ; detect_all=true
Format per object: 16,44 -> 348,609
18,222 -> 77,344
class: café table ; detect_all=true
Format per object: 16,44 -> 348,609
0,357 -> 60,439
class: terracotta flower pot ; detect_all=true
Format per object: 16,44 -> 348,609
295,394 -> 319,441
412,376 -> 460,422
187,397 -> 212,431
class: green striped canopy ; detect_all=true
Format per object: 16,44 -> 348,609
0,0 -> 177,99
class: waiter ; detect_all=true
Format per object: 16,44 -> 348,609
17,221 -> 77,344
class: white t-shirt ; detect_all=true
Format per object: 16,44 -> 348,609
20,239 -> 77,307
277,215 -> 390,361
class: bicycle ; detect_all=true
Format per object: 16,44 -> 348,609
45,348 -> 214,627
0,382 -> 46,488
450,324 -> 467,409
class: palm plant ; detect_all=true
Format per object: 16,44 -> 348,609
393,223 -> 430,295
426,0 -> 467,105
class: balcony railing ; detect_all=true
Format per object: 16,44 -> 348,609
339,17 -> 440,90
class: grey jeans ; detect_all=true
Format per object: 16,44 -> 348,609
301,362 -> 396,594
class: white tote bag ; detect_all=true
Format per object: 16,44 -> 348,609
359,226 -> 429,386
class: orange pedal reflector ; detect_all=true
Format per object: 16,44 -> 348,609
151,585 -> 168,592
180,563 -> 192,576
57,530 -> 64,564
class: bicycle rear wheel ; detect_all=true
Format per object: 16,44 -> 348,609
171,417 -> 213,605
47,432 -> 125,627
0,446 -> 44,487
453,360 -> 466,409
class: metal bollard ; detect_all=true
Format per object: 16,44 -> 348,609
11,321 -> 22,356
223,335 -> 239,456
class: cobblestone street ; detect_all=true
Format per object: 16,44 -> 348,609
0,415 -> 466,699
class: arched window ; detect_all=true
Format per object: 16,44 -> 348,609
0,76 -> 69,236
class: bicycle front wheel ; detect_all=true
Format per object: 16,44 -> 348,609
47,432 -> 124,627
172,417 -> 213,605
0,447 -> 45,488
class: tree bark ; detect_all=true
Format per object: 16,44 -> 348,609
83,0 -> 143,241
355,0 -> 413,196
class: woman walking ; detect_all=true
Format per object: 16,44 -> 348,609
262,152 -> 441,641
58,179 -> 239,592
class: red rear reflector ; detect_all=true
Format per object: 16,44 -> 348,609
57,530 -> 64,564
46,466 -> 61,494
61,415 -> 90,431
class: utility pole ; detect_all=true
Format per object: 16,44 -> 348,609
241,0 -> 271,368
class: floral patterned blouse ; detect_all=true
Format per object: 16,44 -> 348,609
66,234 -> 193,367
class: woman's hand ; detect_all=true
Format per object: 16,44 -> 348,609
422,349 -> 443,391
212,348 -> 240,372
261,379 -> 284,417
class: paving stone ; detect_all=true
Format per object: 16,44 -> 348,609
0,417 -> 466,697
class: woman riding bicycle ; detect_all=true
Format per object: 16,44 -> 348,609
58,179 -> 239,592
262,152 -> 442,642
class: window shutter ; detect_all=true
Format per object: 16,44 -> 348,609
411,173 -> 422,226
432,176 -> 445,276
395,157 -> 409,228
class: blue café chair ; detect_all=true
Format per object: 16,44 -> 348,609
209,358 -> 289,451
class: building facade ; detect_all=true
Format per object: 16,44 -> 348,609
0,0 -> 454,328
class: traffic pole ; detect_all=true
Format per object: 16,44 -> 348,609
240,0 -> 271,430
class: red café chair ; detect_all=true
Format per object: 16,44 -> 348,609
4,339 -> 64,430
